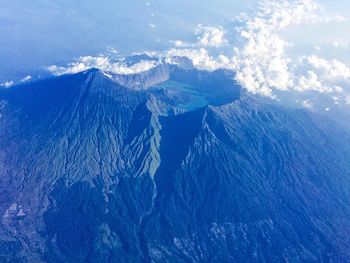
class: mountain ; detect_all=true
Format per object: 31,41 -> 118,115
1,64 -> 350,262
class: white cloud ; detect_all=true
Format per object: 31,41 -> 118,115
195,25 -> 227,48
0,81 -> 14,88
48,47 -> 235,80
346,95 -> 350,104
232,0 -> 350,99
331,41 -> 349,49
173,40 -> 188,48
21,75 -> 32,82
48,56 -> 160,76
300,55 -> 350,80
332,96 -> 341,105
45,0 -> 350,110
106,47 -> 118,55
232,0 -> 323,96
302,99 -> 313,109
163,48 -> 233,71
296,70 -> 329,93
295,55 -> 350,94
172,25 -> 227,49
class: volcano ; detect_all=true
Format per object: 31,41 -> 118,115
0,62 -> 350,262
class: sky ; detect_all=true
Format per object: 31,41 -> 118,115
0,0 -> 248,80
1,0 -> 350,118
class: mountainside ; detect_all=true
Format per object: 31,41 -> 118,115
1,65 -> 350,262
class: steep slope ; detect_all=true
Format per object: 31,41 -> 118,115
0,69 -> 161,262
147,98 -> 350,262
0,68 -> 350,262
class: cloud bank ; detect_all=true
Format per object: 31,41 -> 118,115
46,0 -> 350,110
46,24 -> 232,76
233,0 -> 350,98
48,56 -> 160,75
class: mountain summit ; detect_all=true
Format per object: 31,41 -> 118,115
1,64 -> 350,262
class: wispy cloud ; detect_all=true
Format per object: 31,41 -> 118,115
331,41 -> 350,49
346,95 -> 350,105
20,75 -> 32,82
